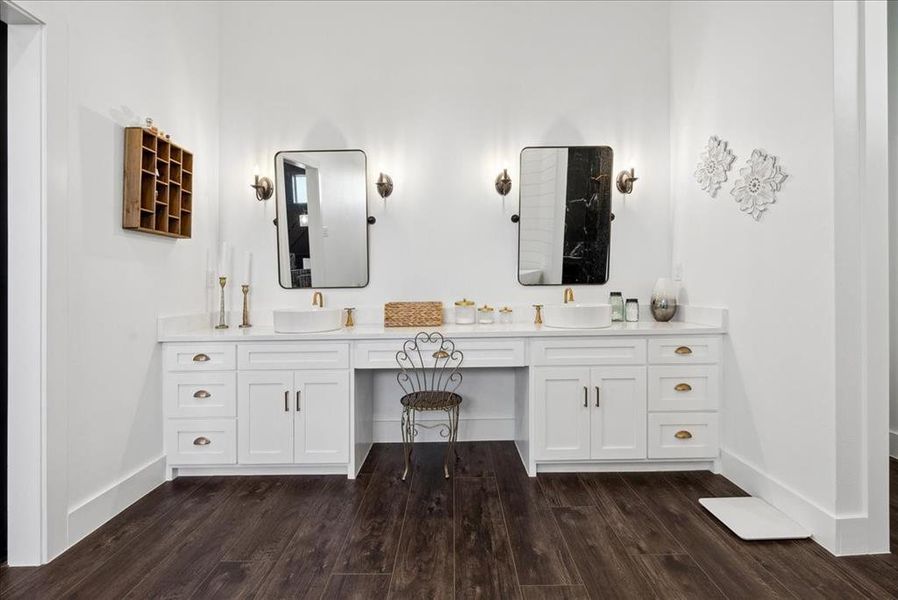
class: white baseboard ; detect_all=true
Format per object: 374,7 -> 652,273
720,449 -> 887,555
537,460 -> 714,473
890,429 -> 898,458
373,417 -> 514,443
66,455 -> 166,550
173,464 -> 351,477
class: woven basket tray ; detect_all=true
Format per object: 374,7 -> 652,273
384,301 -> 444,327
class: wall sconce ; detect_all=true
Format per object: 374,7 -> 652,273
616,168 -> 639,194
375,173 -> 394,199
495,169 -> 512,196
251,173 -> 273,201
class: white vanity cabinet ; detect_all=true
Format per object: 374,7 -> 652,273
164,341 -> 351,477
532,366 -> 647,461
237,370 -> 349,465
160,318 -> 725,478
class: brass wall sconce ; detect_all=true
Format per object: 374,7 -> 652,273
376,173 -> 394,199
251,174 -> 274,201
495,169 -> 512,196
616,168 -> 638,194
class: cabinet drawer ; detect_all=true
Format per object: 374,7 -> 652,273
164,372 -> 236,418
238,343 -> 349,370
647,412 -> 719,459
165,418 -> 236,465
531,338 -> 646,366
164,344 -> 236,372
355,339 -> 525,369
648,337 -> 719,364
648,366 -> 719,412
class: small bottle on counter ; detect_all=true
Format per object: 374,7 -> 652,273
499,306 -> 514,324
625,298 -> 639,323
477,305 -> 495,324
610,292 -> 624,322
454,298 -> 476,324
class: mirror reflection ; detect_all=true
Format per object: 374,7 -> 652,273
517,146 -> 613,285
275,150 -> 369,288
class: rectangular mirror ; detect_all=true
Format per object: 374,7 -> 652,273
517,146 -> 613,285
275,150 -> 369,288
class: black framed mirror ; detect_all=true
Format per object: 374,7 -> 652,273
274,149 -> 370,289
516,146 -> 613,285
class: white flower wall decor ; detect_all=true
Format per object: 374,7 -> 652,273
730,149 -> 788,221
694,135 -> 736,197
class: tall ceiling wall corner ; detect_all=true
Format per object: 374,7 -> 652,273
4,0 -> 50,567
831,0 -> 891,555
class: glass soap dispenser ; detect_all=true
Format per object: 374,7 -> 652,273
610,292 -> 624,322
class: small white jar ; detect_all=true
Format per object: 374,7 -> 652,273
477,305 -> 495,324
454,298 -> 476,324
499,306 -> 514,324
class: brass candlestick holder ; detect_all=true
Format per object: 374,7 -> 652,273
239,284 -> 252,328
215,276 -> 229,329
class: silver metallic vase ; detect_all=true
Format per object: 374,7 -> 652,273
650,278 -> 679,322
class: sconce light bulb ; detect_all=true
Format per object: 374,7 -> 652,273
495,168 -> 513,197
376,172 -> 394,199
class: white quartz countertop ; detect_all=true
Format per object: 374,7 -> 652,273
157,318 -> 725,343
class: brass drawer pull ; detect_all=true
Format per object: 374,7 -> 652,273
192,353 -> 211,362
674,383 -> 692,392
193,390 -> 211,399
674,346 -> 693,355
674,430 -> 693,440
193,436 -> 211,446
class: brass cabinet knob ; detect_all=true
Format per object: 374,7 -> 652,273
192,353 -> 211,362
674,383 -> 692,392
193,390 -> 211,399
193,436 -> 212,446
674,346 -> 693,355
674,430 -> 693,440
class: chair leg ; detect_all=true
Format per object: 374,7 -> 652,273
401,407 -> 413,481
444,405 -> 460,479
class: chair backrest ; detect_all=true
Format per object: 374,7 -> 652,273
395,332 -> 464,396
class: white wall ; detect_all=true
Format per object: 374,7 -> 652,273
18,0 -> 221,559
218,1 -> 672,313
670,0 -> 888,554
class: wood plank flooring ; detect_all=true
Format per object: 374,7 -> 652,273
2,443 -> 898,599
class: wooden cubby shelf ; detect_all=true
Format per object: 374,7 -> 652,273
123,126 -> 194,239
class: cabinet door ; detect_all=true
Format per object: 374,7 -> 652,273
590,366 -> 647,460
294,370 -> 350,464
238,371 -> 294,464
533,367 -> 591,461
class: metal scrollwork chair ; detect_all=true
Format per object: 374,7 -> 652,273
396,332 -> 464,480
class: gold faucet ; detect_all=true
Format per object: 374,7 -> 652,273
563,288 -> 574,304
312,291 -> 324,308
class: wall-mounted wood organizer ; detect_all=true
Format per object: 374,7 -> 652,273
122,127 -> 193,238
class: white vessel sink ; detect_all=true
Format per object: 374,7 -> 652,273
273,308 -> 343,333
543,303 -> 612,329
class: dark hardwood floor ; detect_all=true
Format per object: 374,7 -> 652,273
2,443 -> 898,599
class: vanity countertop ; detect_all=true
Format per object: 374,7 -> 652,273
158,318 -> 725,343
